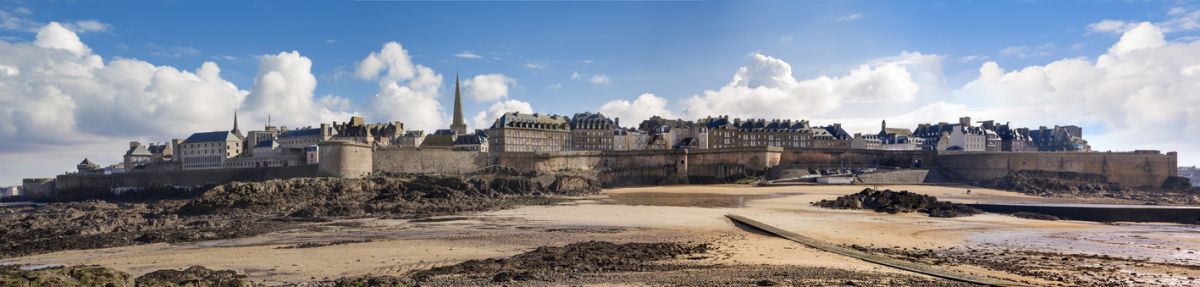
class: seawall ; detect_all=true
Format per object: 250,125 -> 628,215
935,151 -> 1177,188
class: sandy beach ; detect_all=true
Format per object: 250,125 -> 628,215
4,184 -> 1199,285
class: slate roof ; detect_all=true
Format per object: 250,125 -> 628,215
184,131 -> 239,143
279,128 -> 323,139
421,134 -> 455,147
147,144 -> 170,154
255,139 -> 278,148
453,134 -> 485,145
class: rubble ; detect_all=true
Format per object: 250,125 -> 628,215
812,188 -> 982,218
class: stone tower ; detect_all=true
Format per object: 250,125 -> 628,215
449,72 -> 468,134
232,109 -> 243,138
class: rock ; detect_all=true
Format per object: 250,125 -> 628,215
134,265 -> 258,287
0,265 -> 131,287
812,188 -> 981,218
411,241 -> 710,283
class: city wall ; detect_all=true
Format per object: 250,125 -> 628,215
935,151 -> 1178,188
373,148 -> 485,174
53,165 -> 317,200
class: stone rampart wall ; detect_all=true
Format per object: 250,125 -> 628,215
53,165 -> 317,198
373,148 -> 484,174
935,151 -> 1178,187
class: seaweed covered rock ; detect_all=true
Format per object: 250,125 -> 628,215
812,188 -> 982,218
135,265 -> 257,287
411,241 -> 710,282
0,265 -> 131,287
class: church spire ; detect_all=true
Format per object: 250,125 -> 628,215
232,109 -> 242,136
450,71 -> 468,134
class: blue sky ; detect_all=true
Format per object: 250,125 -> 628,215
2,0 -> 1200,185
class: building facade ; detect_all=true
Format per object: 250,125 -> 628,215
570,112 -> 616,151
487,112 -> 571,153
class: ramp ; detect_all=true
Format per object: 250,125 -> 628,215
725,214 -> 1026,287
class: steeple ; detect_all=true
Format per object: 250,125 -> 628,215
232,109 -> 243,138
449,72 -> 468,134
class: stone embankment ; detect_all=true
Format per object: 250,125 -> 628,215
975,171 -> 1200,205
0,173 -> 600,258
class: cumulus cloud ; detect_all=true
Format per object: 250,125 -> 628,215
953,22 -> 1200,162
599,93 -> 677,127
1089,7 -> 1200,35
242,51 -> 351,127
472,99 -> 533,130
463,73 -> 514,102
356,42 -> 445,131
680,52 -> 935,120
0,22 -> 253,184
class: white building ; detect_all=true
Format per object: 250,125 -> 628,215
613,129 -> 650,151
947,117 -> 986,152
851,133 -> 881,150
179,131 -> 244,169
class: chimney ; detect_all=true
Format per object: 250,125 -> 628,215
129,141 -> 140,149
959,116 -> 971,127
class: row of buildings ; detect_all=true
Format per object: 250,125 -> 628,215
71,76 -> 1091,176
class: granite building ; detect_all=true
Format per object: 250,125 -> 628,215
487,112 -> 571,152
570,112 -> 616,151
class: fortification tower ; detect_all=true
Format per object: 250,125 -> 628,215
449,72 -> 468,135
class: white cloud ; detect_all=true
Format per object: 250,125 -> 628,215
34,22 -> 89,55
545,83 -> 562,90
680,52 -> 935,120
571,71 -> 611,85
837,13 -> 864,22
242,51 -> 350,127
463,73 -> 514,102
63,20 -> 110,34
0,22 -> 248,171
588,74 -> 611,85
953,22 -> 1200,163
998,43 -> 1054,58
1088,19 -> 1139,34
524,63 -> 545,69
472,99 -> 533,130
356,42 -> 445,131
455,51 -> 483,59
599,93 -> 677,127
1089,8 -> 1200,34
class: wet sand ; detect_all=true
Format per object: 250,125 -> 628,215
3,184 -> 1197,285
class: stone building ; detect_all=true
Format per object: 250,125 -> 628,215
487,112 -> 571,152
123,142 -> 153,171
76,158 -> 102,175
332,116 -> 402,146
452,132 -> 488,152
851,133 -> 882,150
1029,125 -> 1090,152
700,116 -> 739,149
639,116 -> 705,150
735,119 -> 812,149
612,128 -> 649,151
179,131 -> 244,169
992,123 -> 1035,152
277,125 -> 332,150
421,129 -> 458,149
877,120 -> 921,151
398,130 -> 425,148
570,112 -> 616,151
815,124 -> 853,149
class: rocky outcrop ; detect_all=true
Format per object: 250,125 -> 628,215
135,266 -> 259,287
0,173 -> 601,258
812,188 -> 982,218
0,265 -> 131,287
410,241 -> 710,283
